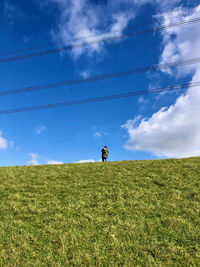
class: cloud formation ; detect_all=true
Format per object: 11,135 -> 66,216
27,153 -> 63,165
0,131 -> 8,150
158,5 -> 200,75
46,160 -> 64,164
123,4 -> 200,158
0,131 -> 13,150
27,153 -> 40,165
46,0 -> 159,59
34,126 -> 47,135
42,0 -> 183,62
94,132 -> 102,138
75,159 -> 95,163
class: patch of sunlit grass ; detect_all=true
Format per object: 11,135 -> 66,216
0,158 -> 200,265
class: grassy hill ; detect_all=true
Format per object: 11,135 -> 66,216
0,158 -> 200,266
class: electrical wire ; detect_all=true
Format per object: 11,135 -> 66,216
0,30 -> 124,57
1,57 -> 200,97
0,82 -> 199,115
0,21 -> 151,57
0,17 -> 200,64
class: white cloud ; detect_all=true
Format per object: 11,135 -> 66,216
46,160 -> 64,165
27,153 -> 40,165
138,96 -> 149,104
29,152 -> 39,158
94,132 -> 102,138
158,5 -> 200,75
48,0 -> 104,59
0,131 -> 13,150
93,129 -> 108,138
27,153 -> 64,165
155,0 -> 180,9
80,70 -> 91,79
46,0 -> 162,59
75,159 -> 95,163
123,75 -> 200,158
123,4 -> 200,158
27,158 -> 40,166
42,0 -> 183,61
34,126 -> 47,135
0,131 -> 8,150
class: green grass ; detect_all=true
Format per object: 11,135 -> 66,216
0,158 -> 200,266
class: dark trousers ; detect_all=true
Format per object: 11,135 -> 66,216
102,157 -> 107,162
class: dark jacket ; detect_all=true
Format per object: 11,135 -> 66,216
101,147 -> 109,159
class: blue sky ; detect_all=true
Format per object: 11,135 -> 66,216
0,0 -> 200,166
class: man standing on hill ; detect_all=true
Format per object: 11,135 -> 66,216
101,146 -> 109,162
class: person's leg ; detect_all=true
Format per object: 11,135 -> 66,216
102,157 -> 104,162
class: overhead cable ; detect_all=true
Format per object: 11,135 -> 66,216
1,57 -> 200,97
0,17 -> 200,64
0,30 -> 123,57
0,82 -> 199,115
0,21 -> 152,57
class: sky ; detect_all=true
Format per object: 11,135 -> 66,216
0,0 -> 200,166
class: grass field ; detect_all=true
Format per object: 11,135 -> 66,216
0,158 -> 200,266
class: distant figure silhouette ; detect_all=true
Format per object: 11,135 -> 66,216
101,146 -> 109,162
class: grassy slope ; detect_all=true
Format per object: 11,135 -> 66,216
0,158 -> 200,266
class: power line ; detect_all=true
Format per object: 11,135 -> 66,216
0,30 -> 124,57
1,17 -> 200,64
0,82 -> 199,115
0,14 -> 193,57
1,57 -> 200,97
0,21 -> 151,57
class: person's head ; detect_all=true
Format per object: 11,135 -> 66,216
104,145 -> 107,148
